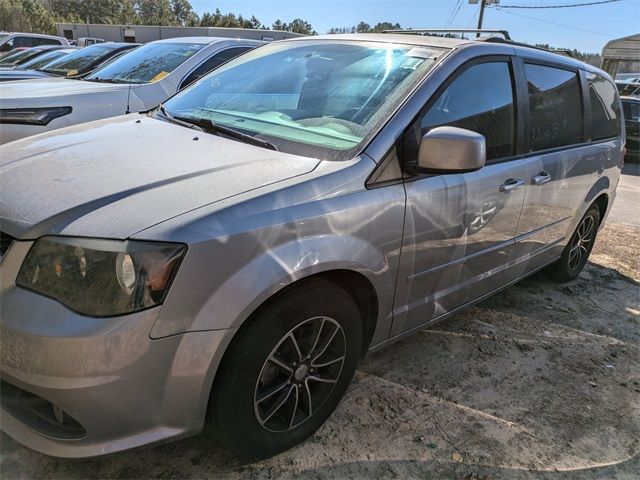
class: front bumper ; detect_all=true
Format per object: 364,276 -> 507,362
0,241 -> 231,458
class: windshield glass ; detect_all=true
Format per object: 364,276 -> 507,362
86,42 -> 205,84
0,48 -> 37,66
20,49 -> 70,70
40,44 -> 115,76
162,41 -> 443,160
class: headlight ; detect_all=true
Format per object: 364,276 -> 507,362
16,237 -> 186,316
0,106 -> 72,126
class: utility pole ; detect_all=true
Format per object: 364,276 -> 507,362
469,0 -> 498,37
476,0 -> 487,36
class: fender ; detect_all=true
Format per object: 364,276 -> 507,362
150,234 -> 396,339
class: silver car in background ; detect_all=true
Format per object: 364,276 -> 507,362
0,33 -> 623,459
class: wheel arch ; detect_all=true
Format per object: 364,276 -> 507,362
593,192 -> 609,223
201,268 -> 380,431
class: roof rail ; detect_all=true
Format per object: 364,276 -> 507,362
479,36 -> 575,58
381,28 -> 511,40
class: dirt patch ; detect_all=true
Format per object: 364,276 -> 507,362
1,223 -> 639,479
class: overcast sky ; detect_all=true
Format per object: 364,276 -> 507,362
189,0 -> 639,53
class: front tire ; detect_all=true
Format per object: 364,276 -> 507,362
544,205 -> 600,283
210,278 -> 362,459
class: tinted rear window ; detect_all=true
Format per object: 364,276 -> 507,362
587,73 -> 621,140
525,63 -> 583,151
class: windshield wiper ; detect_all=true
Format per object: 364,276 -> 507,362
85,77 -> 122,83
157,106 -> 278,151
157,105 -> 204,131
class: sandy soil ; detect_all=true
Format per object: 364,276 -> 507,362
1,221 -> 638,480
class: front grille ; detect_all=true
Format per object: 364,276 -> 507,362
0,231 -> 15,259
0,380 -> 86,440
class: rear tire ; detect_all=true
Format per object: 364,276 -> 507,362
210,278 -> 362,459
544,205 -> 600,283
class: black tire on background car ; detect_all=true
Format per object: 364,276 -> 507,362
210,278 -> 363,459
544,204 -> 600,283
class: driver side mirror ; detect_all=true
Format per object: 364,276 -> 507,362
415,126 -> 486,174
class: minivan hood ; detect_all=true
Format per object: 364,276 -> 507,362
0,115 -> 319,239
0,77 -> 134,105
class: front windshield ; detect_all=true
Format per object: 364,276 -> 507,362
40,44 -> 115,76
86,42 -> 205,84
0,48 -> 37,66
163,41 -> 443,161
21,49 -> 70,70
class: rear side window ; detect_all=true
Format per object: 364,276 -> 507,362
33,37 -> 62,46
180,46 -> 252,89
13,37 -> 34,48
587,73 -> 621,140
421,61 -> 516,160
525,63 -> 583,151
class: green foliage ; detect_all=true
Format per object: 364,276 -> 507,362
48,0 -> 138,25
328,21 -> 401,35
535,43 -> 601,67
287,18 -> 315,35
135,0 -> 173,25
170,0 -> 198,26
0,0 -> 57,34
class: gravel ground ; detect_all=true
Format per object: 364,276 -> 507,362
1,222 -> 639,479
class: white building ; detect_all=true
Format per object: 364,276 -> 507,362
56,23 -> 303,44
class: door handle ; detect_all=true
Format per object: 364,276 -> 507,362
531,171 -> 552,186
499,178 -> 525,193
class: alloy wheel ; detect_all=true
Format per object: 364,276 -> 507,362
568,214 -> 596,270
254,316 -> 346,433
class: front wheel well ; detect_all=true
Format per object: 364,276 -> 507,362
313,270 -> 379,357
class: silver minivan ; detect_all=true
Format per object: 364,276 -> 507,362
0,33 -> 623,459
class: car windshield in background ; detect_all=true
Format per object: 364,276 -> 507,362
623,100 -> 640,121
39,44 -> 115,76
20,49 -> 71,70
162,41 -> 443,161
0,48 -> 39,66
86,42 -> 205,84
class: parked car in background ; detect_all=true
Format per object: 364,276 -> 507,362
0,32 -> 69,54
615,72 -> 640,82
77,37 -> 105,47
0,48 -> 76,82
616,79 -> 640,97
36,42 -> 139,78
0,45 -> 66,69
0,43 -> 137,85
622,96 -> 640,160
0,33 -> 623,459
0,37 -> 260,144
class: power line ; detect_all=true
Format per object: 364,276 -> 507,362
491,8 -> 616,37
465,8 -> 481,28
494,0 -> 621,8
445,0 -> 464,27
